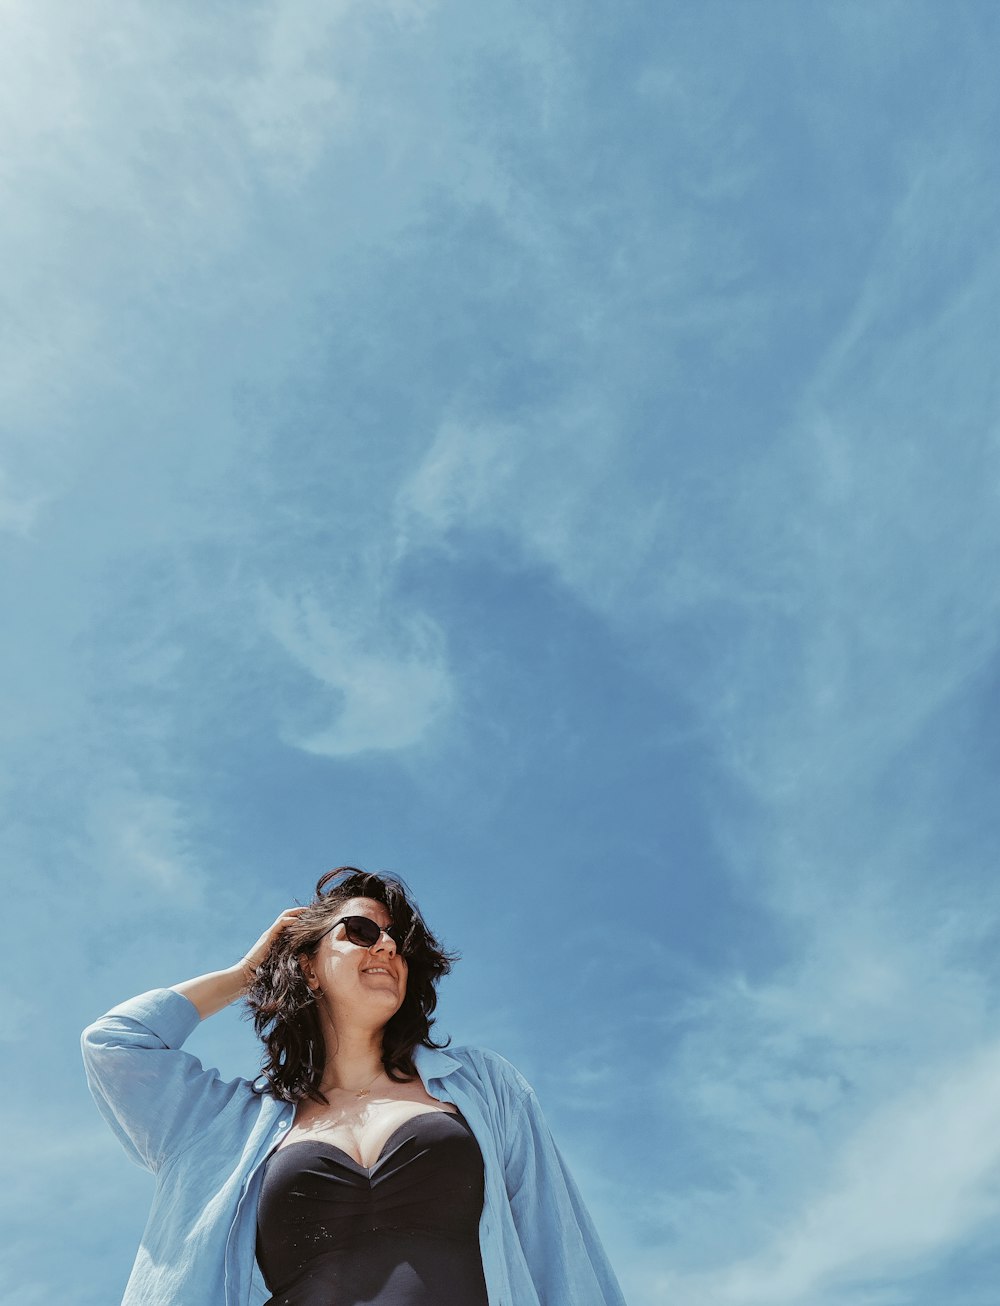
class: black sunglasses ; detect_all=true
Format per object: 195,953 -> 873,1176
313,915 -> 407,954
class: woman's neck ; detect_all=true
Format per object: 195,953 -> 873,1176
316,1018 -> 386,1093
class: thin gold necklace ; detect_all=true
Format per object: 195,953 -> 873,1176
324,1068 -> 384,1099
354,1069 -> 384,1099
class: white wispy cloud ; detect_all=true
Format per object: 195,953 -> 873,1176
261,585 -> 452,756
612,881 -> 999,1306
731,1042 -> 1000,1300
85,785 -> 205,900
394,400 -> 671,615
391,83 -> 1000,1306
0,0 -> 430,517
638,142 -> 1000,1301
652,1034 -> 1000,1306
394,417 -> 527,538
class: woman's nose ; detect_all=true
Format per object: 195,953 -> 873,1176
371,929 -> 396,955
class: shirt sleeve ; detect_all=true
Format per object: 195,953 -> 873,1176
81,987 -> 252,1173
503,1084 -> 629,1306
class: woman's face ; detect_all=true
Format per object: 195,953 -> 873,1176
301,896 -> 408,1022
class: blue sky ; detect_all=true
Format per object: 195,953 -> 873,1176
3,3 -> 1000,1303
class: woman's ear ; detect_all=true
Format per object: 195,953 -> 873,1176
298,951 -> 320,991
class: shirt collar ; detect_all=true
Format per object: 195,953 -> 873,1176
412,1043 -> 463,1082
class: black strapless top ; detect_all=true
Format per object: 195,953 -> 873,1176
255,1108 -> 489,1306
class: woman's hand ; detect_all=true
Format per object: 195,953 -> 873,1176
239,906 -> 310,982
171,907 -> 311,1021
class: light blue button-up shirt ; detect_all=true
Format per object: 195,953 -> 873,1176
83,989 -> 628,1306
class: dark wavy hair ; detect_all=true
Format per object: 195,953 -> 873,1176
244,867 -> 460,1103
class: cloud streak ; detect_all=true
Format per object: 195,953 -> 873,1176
261,586 -> 452,756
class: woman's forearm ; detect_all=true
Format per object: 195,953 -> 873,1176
170,964 -> 248,1020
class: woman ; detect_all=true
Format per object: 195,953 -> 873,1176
82,866 -> 628,1306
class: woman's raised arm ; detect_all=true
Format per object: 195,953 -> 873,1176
171,906 -> 309,1019
82,906 -> 308,1170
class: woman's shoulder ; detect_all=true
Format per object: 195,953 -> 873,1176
423,1042 -> 536,1100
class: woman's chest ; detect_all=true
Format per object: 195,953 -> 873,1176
279,1090 -> 459,1168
